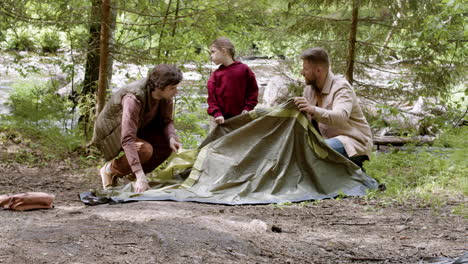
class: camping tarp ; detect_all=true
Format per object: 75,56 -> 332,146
80,99 -> 378,205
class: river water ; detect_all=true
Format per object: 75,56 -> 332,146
0,80 -> 13,115
3,52 -> 456,118
0,52 -> 282,116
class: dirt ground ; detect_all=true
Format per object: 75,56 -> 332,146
0,160 -> 466,264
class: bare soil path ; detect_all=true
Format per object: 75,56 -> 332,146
0,162 -> 466,264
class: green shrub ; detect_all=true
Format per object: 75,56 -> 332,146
1,80 -> 83,158
7,80 -> 70,123
8,32 -> 35,51
174,89 -> 208,149
40,31 -> 61,53
0,124 -> 83,163
434,125 -> 468,148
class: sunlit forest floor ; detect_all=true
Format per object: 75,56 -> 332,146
0,128 -> 466,264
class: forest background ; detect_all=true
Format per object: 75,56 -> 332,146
0,0 -> 466,209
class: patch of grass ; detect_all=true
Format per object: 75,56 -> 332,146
0,79 -> 85,165
0,125 -> 83,166
270,201 -> 293,209
365,126 -> 467,208
7,79 -> 71,122
451,203 -> 467,218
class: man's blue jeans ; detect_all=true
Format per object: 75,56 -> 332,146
325,138 -> 349,158
325,137 -> 368,169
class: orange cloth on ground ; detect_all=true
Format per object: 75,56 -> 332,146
0,192 -> 55,211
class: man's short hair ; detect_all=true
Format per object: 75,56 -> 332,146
300,47 -> 329,67
147,64 -> 183,91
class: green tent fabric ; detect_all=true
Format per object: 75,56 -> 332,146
83,98 -> 378,205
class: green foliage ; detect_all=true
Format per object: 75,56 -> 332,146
1,79 -> 84,162
365,126 -> 468,207
40,31 -> 61,53
174,86 -> 208,149
253,0 -> 467,101
7,80 -> 70,124
7,31 -> 35,51
434,125 -> 468,148
0,125 -> 82,166
287,80 -> 306,97
76,92 -> 98,140
1,0 -> 464,105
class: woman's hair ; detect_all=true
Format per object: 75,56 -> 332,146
211,37 -> 235,59
147,64 -> 183,91
300,47 -> 329,67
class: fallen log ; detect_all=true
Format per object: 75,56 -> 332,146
373,135 -> 435,147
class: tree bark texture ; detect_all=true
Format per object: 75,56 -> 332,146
345,0 -> 359,84
82,0 -> 101,97
83,0 -> 117,96
96,0 -> 111,116
82,0 -> 116,139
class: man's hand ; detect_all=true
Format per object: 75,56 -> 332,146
133,171 -> 149,193
169,136 -> 182,153
294,97 -> 315,115
214,116 -> 225,124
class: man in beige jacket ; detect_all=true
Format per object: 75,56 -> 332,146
294,47 -> 373,168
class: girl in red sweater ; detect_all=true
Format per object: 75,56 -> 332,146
207,37 -> 259,129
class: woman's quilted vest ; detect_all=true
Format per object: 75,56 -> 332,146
94,78 -> 149,161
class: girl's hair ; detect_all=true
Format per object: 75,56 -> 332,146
211,37 -> 235,60
147,64 -> 183,91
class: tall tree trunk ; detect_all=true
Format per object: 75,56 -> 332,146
78,0 -> 101,139
82,0 -> 101,97
81,0 -> 116,139
96,0 -> 111,116
345,0 -> 359,84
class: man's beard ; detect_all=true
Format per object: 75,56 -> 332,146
307,78 -> 318,91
